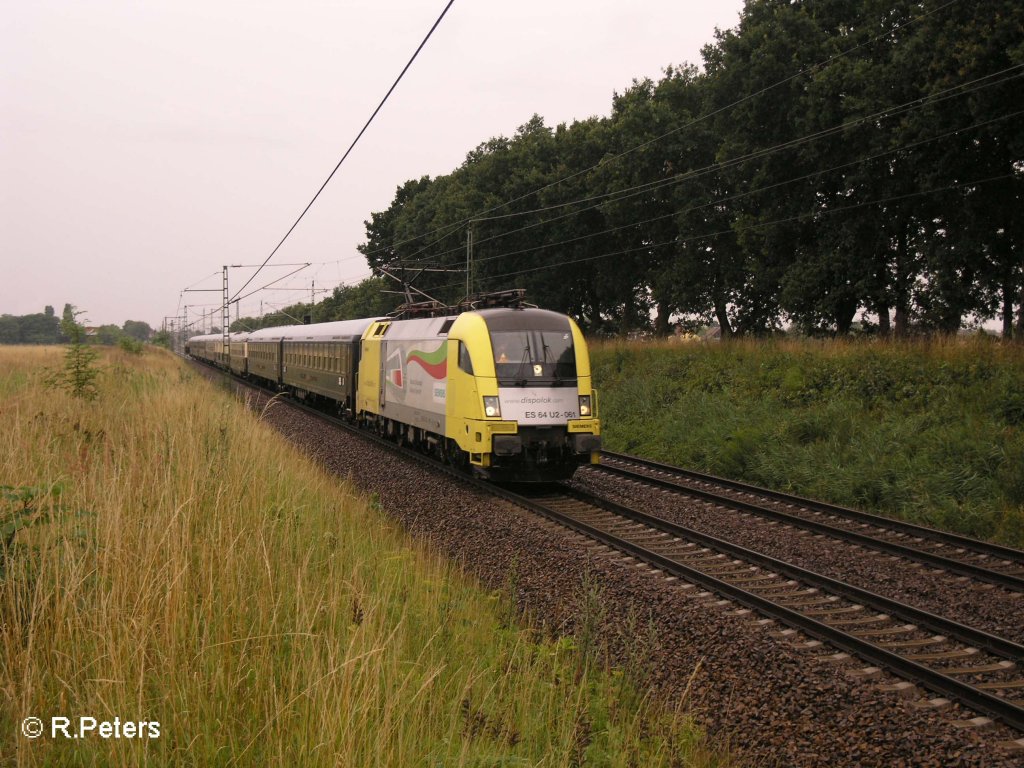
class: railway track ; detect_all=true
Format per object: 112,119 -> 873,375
191,361 -> 1024,740
595,451 -> 1024,592
488,481 -> 1024,733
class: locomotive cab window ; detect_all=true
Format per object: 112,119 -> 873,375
458,341 -> 474,375
491,326 -> 576,385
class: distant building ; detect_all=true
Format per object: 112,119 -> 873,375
701,325 -> 722,342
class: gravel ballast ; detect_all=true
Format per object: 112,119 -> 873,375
571,467 -> 1024,646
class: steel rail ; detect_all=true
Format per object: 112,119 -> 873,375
554,486 -> 1024,660
489,483 -> 1024,733
596,453 -> 1024,592
602,450 -> 1024,564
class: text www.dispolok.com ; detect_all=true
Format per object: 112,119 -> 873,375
25,716 -> 160,739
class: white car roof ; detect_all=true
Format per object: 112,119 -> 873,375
245,318 -> 383,342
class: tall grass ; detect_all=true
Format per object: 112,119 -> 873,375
0,346 -> 720,767
592,337 -> 1024,547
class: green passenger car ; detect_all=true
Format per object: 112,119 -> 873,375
244,319 -> 379,416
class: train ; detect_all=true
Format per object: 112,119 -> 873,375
184,297 -> 601,481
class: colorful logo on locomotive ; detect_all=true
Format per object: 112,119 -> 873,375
407,343 -> 447,379
385,341 -> 448,405
386,347 -> 405,389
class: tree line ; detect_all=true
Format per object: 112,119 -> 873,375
0,305 -> 152,346
230,0 -> 1021,339
354,0 -> 1022,338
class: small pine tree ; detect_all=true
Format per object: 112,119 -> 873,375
47,311 -> 100,400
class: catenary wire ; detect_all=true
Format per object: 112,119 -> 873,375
426,173 -> 1014,294
451,107 -> 1024,273
234,95 -> 1016,322
357,0 -> 966,265
229,0 -> 457,304
393,64 -> 1024,270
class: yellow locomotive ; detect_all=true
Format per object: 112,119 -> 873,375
186,299 -> 601,481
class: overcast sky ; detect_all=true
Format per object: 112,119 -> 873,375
2,1 -> 745,329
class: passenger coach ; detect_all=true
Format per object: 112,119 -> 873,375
186,300 -> 601,482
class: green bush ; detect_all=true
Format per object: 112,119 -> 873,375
590,339 -> 1024,547
117,336 -> 144,355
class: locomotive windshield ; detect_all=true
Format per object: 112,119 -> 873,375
491,328 -> 576,385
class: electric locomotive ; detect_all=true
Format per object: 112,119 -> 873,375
357,304 -> 601,481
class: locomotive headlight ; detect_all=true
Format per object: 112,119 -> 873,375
578,395 -> 592,417
483,396 -> 501,418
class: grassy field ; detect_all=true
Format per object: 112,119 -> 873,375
0,346 -> 721,767
591,337 -> 1024,548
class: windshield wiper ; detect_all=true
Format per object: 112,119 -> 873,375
541,339 -> 563,384
514,343 -> 531,386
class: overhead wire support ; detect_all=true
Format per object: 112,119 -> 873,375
232,263 -> 312,305
231,0 -> 457,304
222,266 -> 229,358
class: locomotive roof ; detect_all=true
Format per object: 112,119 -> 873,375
377,314 -> 456,339
377,308 -> 574,339
473,307 -> 573,331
